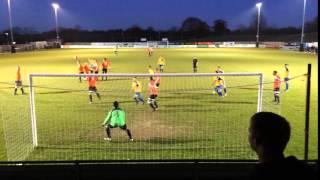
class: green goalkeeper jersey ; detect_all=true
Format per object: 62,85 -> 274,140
103,108 -> 126,127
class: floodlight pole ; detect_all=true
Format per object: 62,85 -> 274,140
300,0 -> 307,51
52,3 -> 60,42
256,3 -> 262,48
7,0 -> 14,44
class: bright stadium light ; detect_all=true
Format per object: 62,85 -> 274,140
7,0 -> 14,45
300,0 -> 307,51
52,3 -> 60,11
256,2 -> 262,8
255,2 -> 263,48
52,3 -> 60,42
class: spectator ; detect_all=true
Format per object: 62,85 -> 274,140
248,112 -> 316,180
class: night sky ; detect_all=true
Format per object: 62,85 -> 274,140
0,0 -> 318,32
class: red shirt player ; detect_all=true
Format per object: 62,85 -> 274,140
84,63 -> 90,74
101,58 -> 111,80
87,76 -> 101,104
147,47 -> 154,57
77,60 -> 85,82
148,77 -> 159,111
273,71 -> 281,104
14,66 -> 25,95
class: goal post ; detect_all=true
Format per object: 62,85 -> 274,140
29,74 -> 38,147
28,72 -> 264,149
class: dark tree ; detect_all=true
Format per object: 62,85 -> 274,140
212,19 -> 230,35
125,25 -> 144,41
145,26 -> 157,40
181,17 -> 210,39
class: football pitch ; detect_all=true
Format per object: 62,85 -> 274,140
0,48 -> 318,161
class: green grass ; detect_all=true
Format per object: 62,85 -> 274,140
0,48 -> 318,161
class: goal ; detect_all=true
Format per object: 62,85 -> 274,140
3,73 -> 263,161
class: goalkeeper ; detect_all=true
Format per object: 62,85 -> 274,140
102,101 -> 133,141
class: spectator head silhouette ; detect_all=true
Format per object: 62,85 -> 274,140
249,112 -> 290,162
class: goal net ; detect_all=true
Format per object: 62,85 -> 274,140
2,73 -> 263,161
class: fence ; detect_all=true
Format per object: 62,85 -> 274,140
0,41 -> 59,53
61,41 -> 318,50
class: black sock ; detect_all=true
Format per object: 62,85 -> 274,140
21,88 -> 25,94
89,95 -> 93,102
106,127 -> 111,138
126,129 -> 132,139
14,88 -> 17,95
150,103 -> 155,110
96,93 -> 101,99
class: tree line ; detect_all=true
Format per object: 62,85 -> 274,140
0,15 -> 317,44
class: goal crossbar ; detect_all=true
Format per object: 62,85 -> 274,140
29,73 -> 263,78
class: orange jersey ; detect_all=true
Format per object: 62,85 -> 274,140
84,64 -> 90,74
79,64 -> 84,73
87,77 -> 97,87
148,81 -> 158,95
273,75 -> 281,88
155,74 -> 161,84
16,69 -> 21,81
102,61 -> 110,69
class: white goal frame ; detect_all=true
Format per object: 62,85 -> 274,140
28,73 -> 264,147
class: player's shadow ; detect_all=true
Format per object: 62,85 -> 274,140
144,137 -> 200,144
92,100 -> 134,105
0,87 -> 14,90
160,93 -> 211,100
163,104 -> 204,108
203,100 -> 255,105
37,90 -> 84,95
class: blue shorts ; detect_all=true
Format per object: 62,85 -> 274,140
215,85 -> 223,91
284,77 -> 289,81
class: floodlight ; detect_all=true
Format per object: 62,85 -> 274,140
256,2 -> 262,9
52,3 -> 60,10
